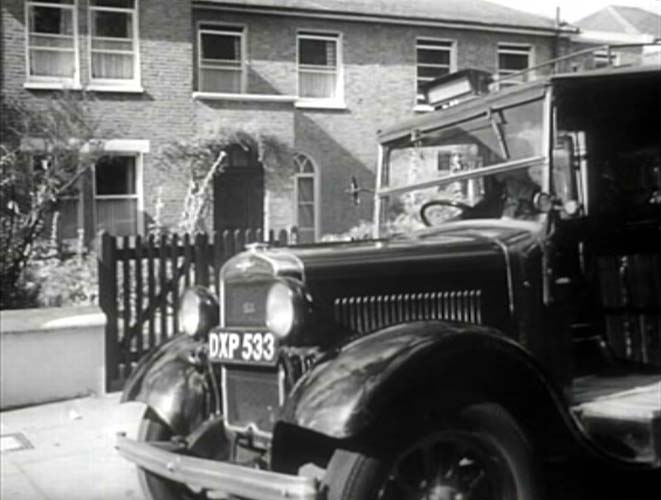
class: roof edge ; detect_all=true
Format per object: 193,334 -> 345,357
194,1 -> 577,36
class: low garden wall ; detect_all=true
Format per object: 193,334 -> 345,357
0,306 -> 106,410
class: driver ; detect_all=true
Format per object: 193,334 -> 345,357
500,172 -> 539,218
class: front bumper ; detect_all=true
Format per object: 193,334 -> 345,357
116,433 -> 319,500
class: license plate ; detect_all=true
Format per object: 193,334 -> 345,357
208,331 -> 277,365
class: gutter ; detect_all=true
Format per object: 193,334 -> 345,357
194,1 -> 577,38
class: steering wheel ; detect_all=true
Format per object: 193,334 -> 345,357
420,199 -> 473,226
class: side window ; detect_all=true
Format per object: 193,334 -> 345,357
497,43 -> 532,88
89,0 -> 139,87
25,0 -> 78,83
197,24 -> 245,93
297,32 -> 342,103
416,38 -> 455,104
293,153 -> 318,243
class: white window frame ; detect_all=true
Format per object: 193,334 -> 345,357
196,22 -> 247,95
293,152 -> 320,242
415,38 -> 456,104
496,43 -> 533,89
87,0 -> 141,91
93,153 -> 144,236
24,0 -> 80,89
296,31 -> 344,109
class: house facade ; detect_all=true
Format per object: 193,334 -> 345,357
1,0 -> 575,243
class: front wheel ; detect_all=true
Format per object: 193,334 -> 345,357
324,403 -> 542,500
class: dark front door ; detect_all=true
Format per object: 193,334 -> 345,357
214,146 -> 264,232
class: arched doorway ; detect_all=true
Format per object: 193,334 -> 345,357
213,145 -> 264,232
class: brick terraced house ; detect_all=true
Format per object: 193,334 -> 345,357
1,0 -> 576,242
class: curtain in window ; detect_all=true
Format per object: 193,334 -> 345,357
299,71 -> 336,98
96,198 -> 138,235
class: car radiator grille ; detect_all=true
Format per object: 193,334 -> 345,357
224,282 -> 270,328
223,366 -> 281,434
221,349 -> 321,436
333,289 -> 483,334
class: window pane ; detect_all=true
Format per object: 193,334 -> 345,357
95,156 -> 136,195
30,49 -> 75,77
31,6 -> 73,35
417,48 -> 450,65
499,52 -> 529,71
200,67 -> 241,93
92,0 -> 134,7
202,33 -> 241,61
299,38 -> 336,66
30,34 -> 74,48
57,197 -> 80,240
299,71 -> 336,98
297,177 -> 314,202
92,53 -> 133,79
298,203 -> 314,227
417,66 -> 450,80
298,227 -> 315,244
91,38 -> 132,51
97,198 -> 137,235
93,10 -> 131,38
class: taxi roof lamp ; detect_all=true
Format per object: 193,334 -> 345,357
421,69 -> 493,110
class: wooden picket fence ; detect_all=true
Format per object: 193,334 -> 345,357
98,227 -> 298,391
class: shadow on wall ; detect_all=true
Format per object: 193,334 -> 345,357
247,67 -> 291,96
294,113 -> 375,236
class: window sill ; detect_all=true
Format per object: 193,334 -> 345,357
295,99 -> 347,110
192,92 -> 297,103
23,81 -> 144,93
86,83 -> 144,93
24,81 -> 82,91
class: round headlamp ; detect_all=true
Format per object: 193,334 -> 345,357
178,287 -> 219,338
266,280 -> 305,339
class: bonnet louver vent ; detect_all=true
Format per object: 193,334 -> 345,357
333,290 -> 483,334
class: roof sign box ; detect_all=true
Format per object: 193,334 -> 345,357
421,69 -> 493,110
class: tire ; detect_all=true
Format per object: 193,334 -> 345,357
136,409 -> 204,500
324,403 -> 542,500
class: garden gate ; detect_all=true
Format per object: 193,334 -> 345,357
98,228 -> 297,391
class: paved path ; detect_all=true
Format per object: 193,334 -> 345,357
1,393 -> 147,500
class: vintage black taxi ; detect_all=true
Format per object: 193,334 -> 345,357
117,63 -> 661,499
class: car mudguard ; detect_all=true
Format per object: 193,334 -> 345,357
121,335 -> 209,436
279,321 -> 580,455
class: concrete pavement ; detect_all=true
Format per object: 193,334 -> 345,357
1,393 -> 147,500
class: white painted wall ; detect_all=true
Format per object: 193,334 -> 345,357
0,306 -> 106,410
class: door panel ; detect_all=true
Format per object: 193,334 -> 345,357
213,148 -> 264,232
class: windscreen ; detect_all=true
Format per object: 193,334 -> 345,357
379,98 -> 546,235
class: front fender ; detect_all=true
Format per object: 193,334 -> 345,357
280,321 -> 566,441
121,335 -> 209,436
